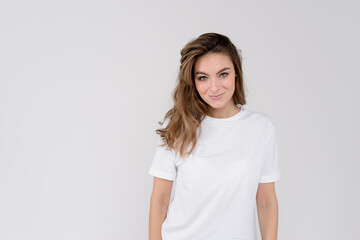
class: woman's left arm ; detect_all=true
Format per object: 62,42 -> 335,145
256,182 -> 279,240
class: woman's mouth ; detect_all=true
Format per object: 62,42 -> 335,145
209,93 -> 224,100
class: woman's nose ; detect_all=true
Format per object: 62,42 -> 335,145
209,77 -> 220,91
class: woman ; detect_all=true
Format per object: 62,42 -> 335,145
148,33 -> 280,240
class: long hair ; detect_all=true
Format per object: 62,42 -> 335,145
156,32 -> 247,159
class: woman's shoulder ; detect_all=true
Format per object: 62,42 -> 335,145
243,107 -> 276,129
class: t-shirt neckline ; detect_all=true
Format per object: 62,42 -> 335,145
204,105 -> 245,122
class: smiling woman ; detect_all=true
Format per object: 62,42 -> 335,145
148,33 -> 281,240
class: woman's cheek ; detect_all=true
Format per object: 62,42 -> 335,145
196,83 -> 207,96
225,78 -> 235,88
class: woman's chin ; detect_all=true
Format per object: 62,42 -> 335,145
207,102 -> 226,109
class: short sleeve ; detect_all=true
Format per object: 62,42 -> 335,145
259,125 -> 281,183
148,134 -> 177,181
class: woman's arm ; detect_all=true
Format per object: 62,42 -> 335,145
256,182 -> 279,240
149,177 -> 173,240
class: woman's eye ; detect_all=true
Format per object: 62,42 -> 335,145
199,76 -> 207,81
220,72 -> 228,78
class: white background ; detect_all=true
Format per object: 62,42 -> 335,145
0,0 -> 359,239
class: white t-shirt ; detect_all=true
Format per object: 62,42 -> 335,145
148,106 -> 281,240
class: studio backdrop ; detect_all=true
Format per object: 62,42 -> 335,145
0,0 -> 359,239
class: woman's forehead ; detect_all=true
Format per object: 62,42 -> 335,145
194,53 -> 233,72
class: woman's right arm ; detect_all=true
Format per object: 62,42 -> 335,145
149,176 -> 173,240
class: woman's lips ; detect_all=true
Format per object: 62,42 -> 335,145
209,93 -> 224,100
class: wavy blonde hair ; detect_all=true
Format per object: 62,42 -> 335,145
156,32 -> 247,159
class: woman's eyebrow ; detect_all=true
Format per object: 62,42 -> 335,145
195,67 -> 231,75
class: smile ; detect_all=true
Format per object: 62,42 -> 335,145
209,93 -> 224,100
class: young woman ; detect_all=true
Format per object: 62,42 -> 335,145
148,33 -> 280,240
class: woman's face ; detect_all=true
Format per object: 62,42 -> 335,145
194,52 -> 236,111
